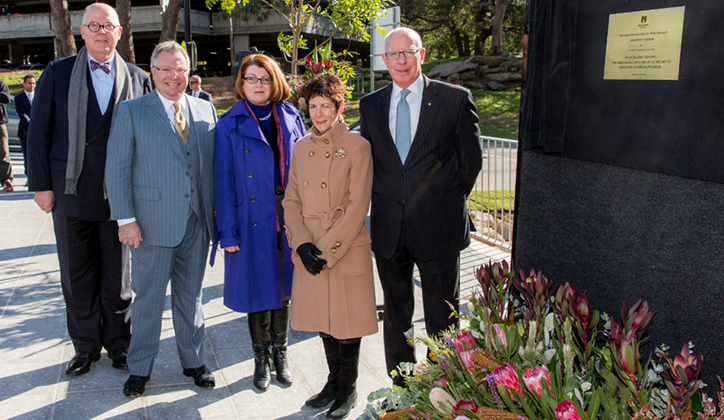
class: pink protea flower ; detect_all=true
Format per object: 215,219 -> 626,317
491,324 -> 508,351
458,349 -> 478,372
555,400 -> 582,420
434,375 -> 448,388
453,400 -> 478,414
492,362 -> 523,401
452,331 -> 476,353
523,365 -> 551,397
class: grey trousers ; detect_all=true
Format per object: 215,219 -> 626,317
127,213 -> 210,376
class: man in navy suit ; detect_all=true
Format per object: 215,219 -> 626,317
14,74 -> 35,182
188,75 -> 212,102
106,41 -> 217,398
360,27 -> 482,386
27,3 -> 152,377
0,79 -> 12,191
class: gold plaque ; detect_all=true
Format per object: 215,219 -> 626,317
603,6 -> 685,80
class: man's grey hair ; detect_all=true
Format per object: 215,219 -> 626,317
150,41 -> 190,71
385,27 -> 424,50
190,75 -> 202,83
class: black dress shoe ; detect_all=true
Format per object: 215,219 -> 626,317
182,365 -> 215,388
108,348 -> 128,370
123,375 -> 150,397
65,352 -> 101,376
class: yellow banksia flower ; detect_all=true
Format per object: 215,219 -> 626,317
471,352 -> 500,372
476,406 -> 527,420
429,351 -> 438,362
379,406 -> 423,420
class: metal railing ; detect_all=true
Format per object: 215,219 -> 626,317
468,136 -> 518,250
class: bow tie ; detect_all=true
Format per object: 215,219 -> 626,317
90,59 -> 111,74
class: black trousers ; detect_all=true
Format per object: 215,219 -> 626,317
375,238 -> 460,377
52,211 -> 131,354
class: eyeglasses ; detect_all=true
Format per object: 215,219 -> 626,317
188,81 -> 199,85
153,66 -> 189,76
384,49 -> 421,61
243,76 -> 272,85
82,21 -> 120,33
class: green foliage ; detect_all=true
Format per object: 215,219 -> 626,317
468,190 -> 514,212
0,70 -> 43,96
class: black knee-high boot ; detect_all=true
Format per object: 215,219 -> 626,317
327,337 -> 361,419
248,310 -> 272,391
270,302 -> 293,385
305,333 -> 340,409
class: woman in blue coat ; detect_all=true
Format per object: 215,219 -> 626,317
213,54 -> 306,391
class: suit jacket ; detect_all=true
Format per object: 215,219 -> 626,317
359,76 -> 482,261
105,92 -> 217,248
26,55 -> 152,220
189,89 -> 212,102
14,91 -> 31,139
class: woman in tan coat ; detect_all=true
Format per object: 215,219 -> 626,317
283,73 -> 377,419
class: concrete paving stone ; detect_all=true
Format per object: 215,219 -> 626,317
53,388 -> 146,419
206,324 -> 252,351
227,377 -> 312,419
0,391 -> 55,419
0,333 -> 66,362
134,348 -> 220,388
0,360 -> 62,398
0,308 -> 67,335
144,385 -> 238,420
60,355 -> 134,393
289,328 -> 322,346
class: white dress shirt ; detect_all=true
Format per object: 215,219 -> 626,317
117,92 -> 191,227
388,74 -> 425,145
87,54 -> 116,115
26,91 -> 33,105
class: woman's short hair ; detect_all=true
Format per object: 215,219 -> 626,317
235,54 -> 291,102
303,73 -> 346,109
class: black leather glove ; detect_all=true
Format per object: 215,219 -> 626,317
297,242 -> 327,275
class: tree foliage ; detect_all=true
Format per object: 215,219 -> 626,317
206,0 -> 391,75
398,0 -> 525,59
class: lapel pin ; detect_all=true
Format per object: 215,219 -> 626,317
335,148 -> 347,159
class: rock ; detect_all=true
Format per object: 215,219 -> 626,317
501,59 -> 524,69
463,80 -> 488,90
375,79 -> 392,88
487,80 -> 509,91
459,71 -> 478,81
467,55 -> 486,65
429,61 -> 478,78
481,56 -> 506,67
446,73 -> 460,83
483,67 -> 508,74
486,72 -> 522,82
373,72 -> 388,80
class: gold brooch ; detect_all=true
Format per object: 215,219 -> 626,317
335,148 -> 347,159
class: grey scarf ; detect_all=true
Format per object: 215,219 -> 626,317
65,46 -> 132,194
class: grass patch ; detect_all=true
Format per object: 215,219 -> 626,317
473,90 -> 520,140
468,190 -> 515,212
0,70 -> 43,96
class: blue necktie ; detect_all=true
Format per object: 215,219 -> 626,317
396,89 -> 411,163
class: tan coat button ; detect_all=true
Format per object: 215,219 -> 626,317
331,248 -> 337,253
309,151 -> 314,157
248,173 -> 253,178
303,181 -> 308,187
321,182 -> 327,189
325,152 -> 330,158
324,139 -> 329,144
335,241 -> 341,247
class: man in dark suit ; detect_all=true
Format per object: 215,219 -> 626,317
106,41 -> 217,398
188,75 -> 212,102
0,79 -> 12,191
359,27 -> 482,386
14,74 -> 35,182
27,3 -> 152,377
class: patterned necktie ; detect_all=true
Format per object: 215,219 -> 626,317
396,89 -> 412,163
90,59 -> 111,74
173,102 -> 189,144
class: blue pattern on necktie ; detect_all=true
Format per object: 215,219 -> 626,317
90,59 -> 111,74
396,89 -> 411,163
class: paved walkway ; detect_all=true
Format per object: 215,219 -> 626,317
0,156 -> 510,420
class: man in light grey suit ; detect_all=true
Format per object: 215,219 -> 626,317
105,41 -> 217,398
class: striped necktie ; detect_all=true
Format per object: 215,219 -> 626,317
173,102 -> 189,144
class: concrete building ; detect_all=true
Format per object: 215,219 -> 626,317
0,0 -> 370,75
